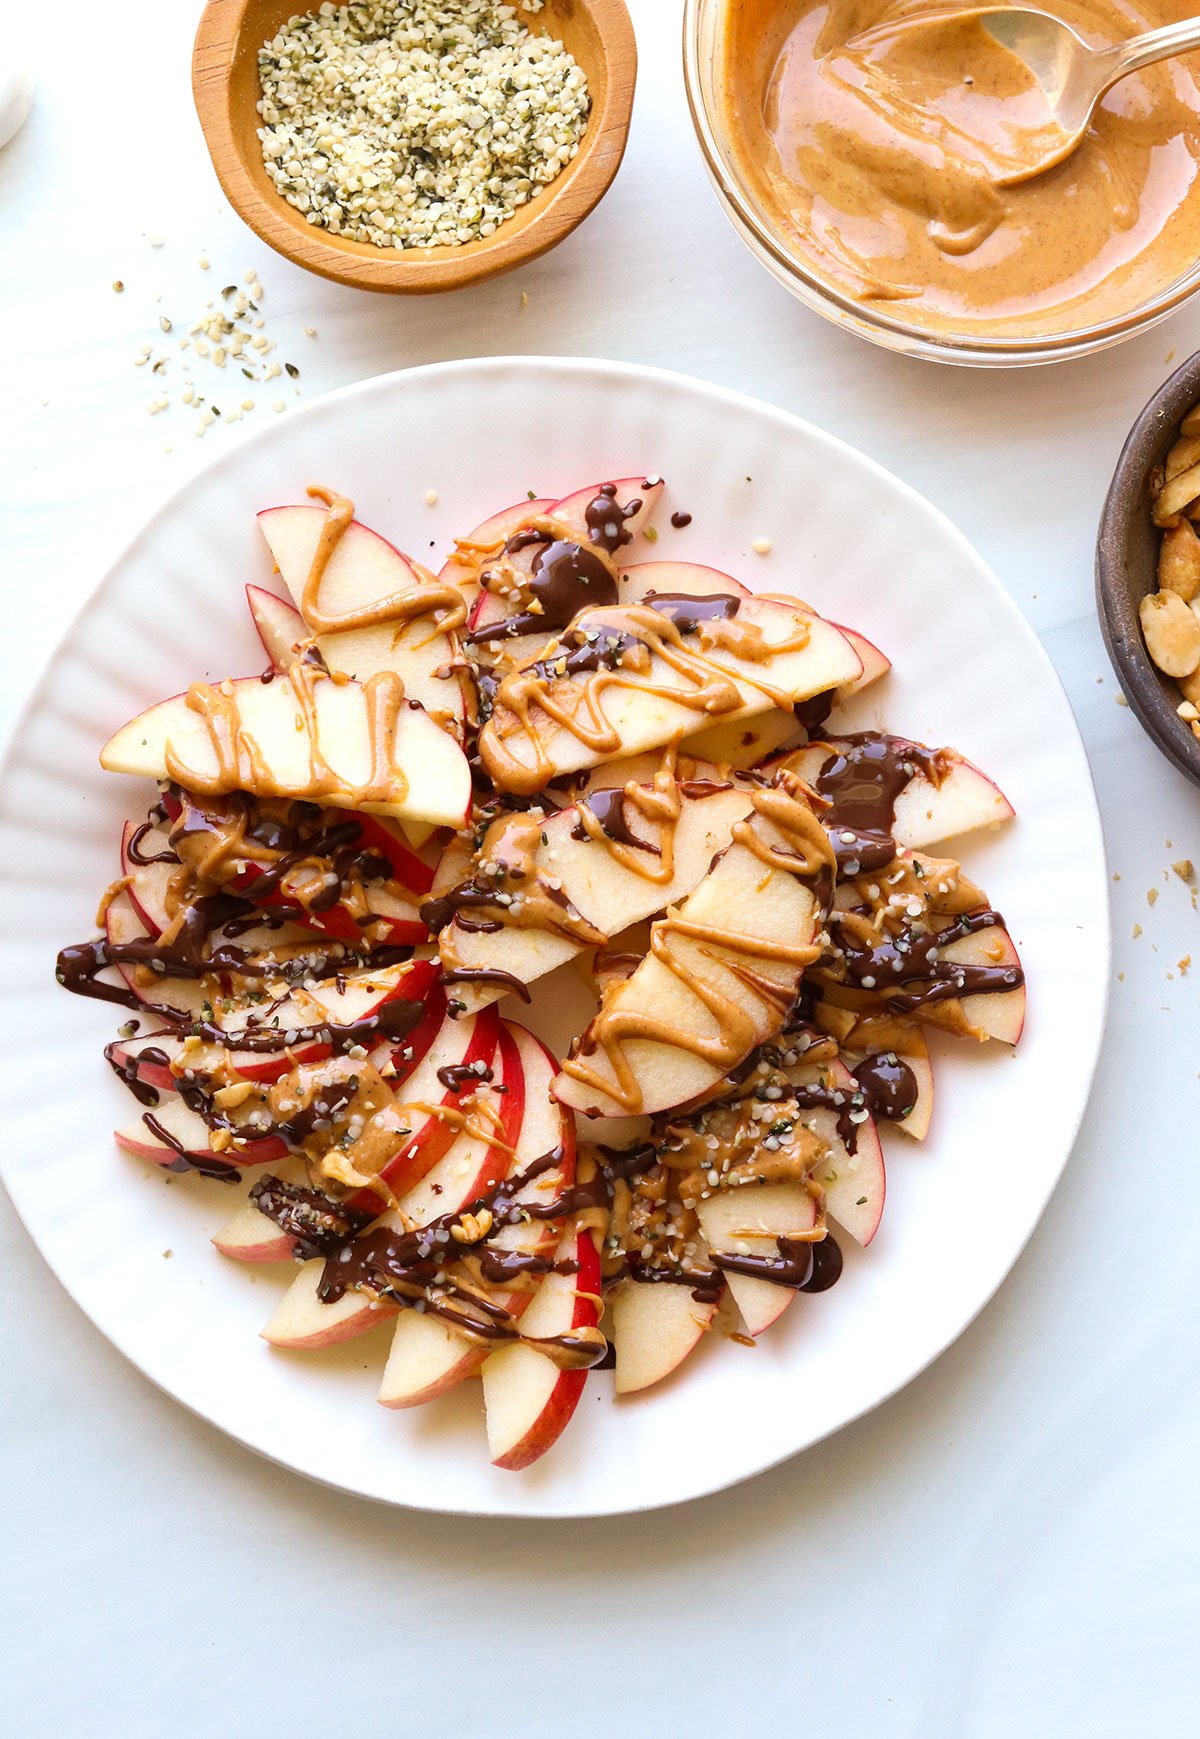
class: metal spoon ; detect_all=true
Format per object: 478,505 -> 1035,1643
953,6 -> 1200,183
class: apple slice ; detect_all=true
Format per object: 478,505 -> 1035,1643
103,891 -> 214,1021
101,668 -> 472,829
682,709 -> 803,769
836,1022 -> 935,1142
821,908 -> 1026,1045
247,583 -> 306,670
115,1096 -> 286,1174
212,1157 -> 314,1260
260,1015 -> 523,1346
554,793 -> 830,1117
696,1182 -> 819,1337
787,1058 -> 886,1247
481,1218 -> 603,1470
437,496 -> 554,600
465,479 -> 665,659
836,626 -> 891,695
610,1278 -> 720,1396
616,559 -> 751,607
435,782 -> 755,1014
258,503 -> 469,732
939,927 -> 1026,1043
479,594 -> 861,792
379,1025 -> 572,1408
106,959 -> 440,1097
775,737 -> 1014,852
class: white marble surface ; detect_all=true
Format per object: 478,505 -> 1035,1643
3,3 -> 1198,1733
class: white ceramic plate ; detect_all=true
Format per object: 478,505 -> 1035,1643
0,358 -> 1108,1518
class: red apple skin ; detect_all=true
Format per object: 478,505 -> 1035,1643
259,1014 -> 528,1346
106,960 -> 442,1098
486,1221 -> 603,1472
437,498 -> 555,596
465,478 -> 664,641
115,1121 -> 286,1171
246,583 -> 305,669
156,791 -> 434,943
379,1025 -> 574,1407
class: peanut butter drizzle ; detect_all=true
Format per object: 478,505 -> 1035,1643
572,741 -> 686,884
302,484 -> 468,642
482,601 -> 811,793
95,875 -> 134,927
561,784 -> 832,1112
435,810 -> 606,978
163,663 -> 412,811
456,511 -> 621,619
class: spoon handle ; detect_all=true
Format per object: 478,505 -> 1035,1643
1094,16 -> 1200,95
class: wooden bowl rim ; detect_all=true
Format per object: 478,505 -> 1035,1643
1096,347 -> 1200,791
191,0 -> 636,294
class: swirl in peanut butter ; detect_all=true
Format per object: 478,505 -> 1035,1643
722,0 -> 1200,337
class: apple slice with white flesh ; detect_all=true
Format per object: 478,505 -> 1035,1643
481,1217 -> 603,1470
437,497 -> 554,600
212,1156 -> 310,1261
104,891 -> 213,1021
247,583 -> 306,670
260,1015 -> 523,1343
938,927 -> 1026,1043
821,896 -> 1026,1047
610,1278 -> 720,1396
106,959 -> 441,1097
464,478 -> 665,662
246,585 -> 442,854
824,1012 -> 935,1142
554,791 -> 830,1118
116,1096 -> 287,1175
774,737 -> 1014,852
679,624 -> 889,768
257,502 -> 469,733
696,1182 -> 820,1337
379,1025 -> 573,1408
787,1058 -> 886,1247
479,592 -> 861,793
436,781 -> 755,1015
836,626 -> 891,695
100,667 -> 472,830
682,709 -> 803,770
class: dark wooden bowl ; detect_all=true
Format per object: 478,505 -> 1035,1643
1096,348 -> 1200,789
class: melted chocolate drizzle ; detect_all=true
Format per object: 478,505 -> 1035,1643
571,787 -> 660,854
141,1112 -> 241,1184
713,1233 -> 843,1292
852,1052 -> 919,1122
817,734 -> 948,873
585,483 -> 642,554
838,908 -> 1023,1012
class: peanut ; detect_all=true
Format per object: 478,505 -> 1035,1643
1166,436 -> 1200,482
1140,589 -> 1200,678
1158,519 -> 1200,601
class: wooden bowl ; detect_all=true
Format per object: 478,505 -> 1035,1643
1097,349 -> 1200,789
192,0 -> 636,294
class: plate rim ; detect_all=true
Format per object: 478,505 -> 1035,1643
0,354 -> 1111,1517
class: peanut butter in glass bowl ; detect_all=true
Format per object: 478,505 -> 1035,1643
684,0 -> 1200,363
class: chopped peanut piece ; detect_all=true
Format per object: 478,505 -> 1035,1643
1139,589 -> 1200,678
1166,435 -> 1200,483
1158,519 -> 1200,602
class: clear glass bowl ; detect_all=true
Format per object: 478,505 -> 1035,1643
682,0 -> 1200,368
